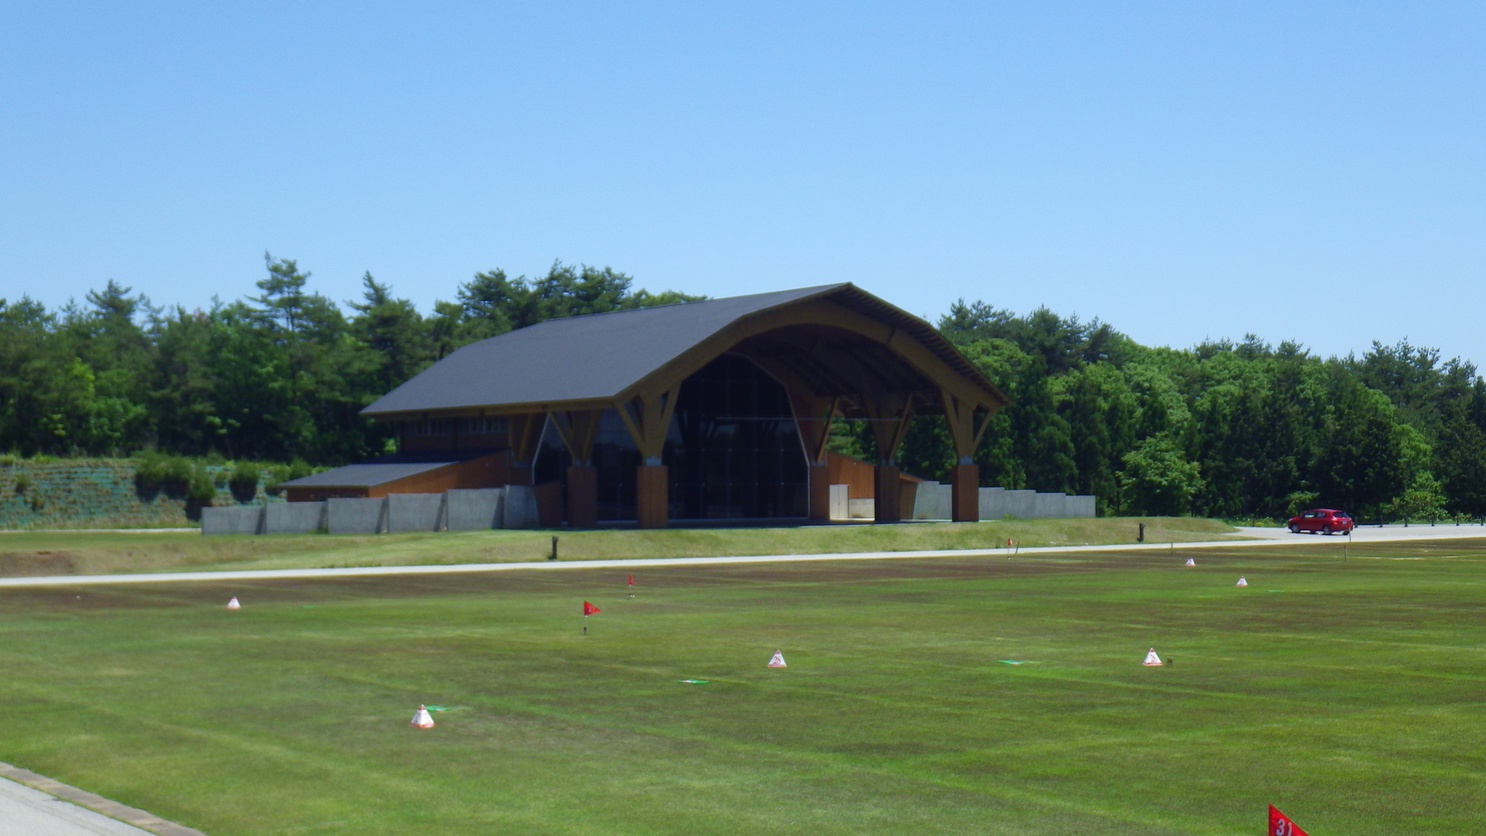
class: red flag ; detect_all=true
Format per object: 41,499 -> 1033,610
627,574 -> 634,587
1269,804 -> 1308,836
583,601 -> 601,616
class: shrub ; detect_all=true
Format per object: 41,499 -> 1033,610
264,464 -> 292,496
187,464 -> 217,506
13,473 -> 31,495
229,462 -> 261,493
134,452 -> 167,488
161,456 -> 193,489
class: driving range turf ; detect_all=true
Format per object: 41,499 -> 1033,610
2,537 -> 1484,834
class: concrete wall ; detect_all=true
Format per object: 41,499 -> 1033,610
207,482 -> 1097,535
327,497 -> 388,535
911,482 -> 952,520
1033,492 -> 1066,518
446,488 -> 504,531
1066,495 -> 1096,517
201,506 -> 265,535
503,485 -> 539,529
828,484 -> 848,521
387,493 -> 445,533
1003,490 -> 1037,519
265,501 -> 327,534
978,487 -> 1005,519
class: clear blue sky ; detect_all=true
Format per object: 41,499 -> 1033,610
4,2 -> 1483,365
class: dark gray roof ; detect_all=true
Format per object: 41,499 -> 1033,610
362,283 -> 1004,418
363,285 -> 844,417
279,452 -> 485,489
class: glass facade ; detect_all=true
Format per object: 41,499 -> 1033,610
535,353 -> 808,522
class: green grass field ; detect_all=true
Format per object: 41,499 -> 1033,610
0,516 -> 1234,576
2,536 -> 1484,834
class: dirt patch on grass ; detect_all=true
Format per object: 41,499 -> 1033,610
0,550 -> 78,576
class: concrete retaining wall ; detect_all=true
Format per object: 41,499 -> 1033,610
387,493 -> 445,533
1066,495 -> 1096,517
446,488 -> 504,531
1003,490 -> 1037,519
201,506 -> 265,535
327,497 -> 388,535
265,501 -> 327,534
503,485 -> 538,529
911,482 -> 952,520
978,487 -> 1005,519
1033,492 -> 1066,518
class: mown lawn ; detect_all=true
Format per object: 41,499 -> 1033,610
1,537 -> 1483,833
0,516 -> 1234,577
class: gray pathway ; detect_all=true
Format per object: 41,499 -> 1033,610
0,763 -> 202,836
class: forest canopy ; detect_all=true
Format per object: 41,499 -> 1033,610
3,255 -> 1482,522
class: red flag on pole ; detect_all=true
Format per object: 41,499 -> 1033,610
627,574 -> 634,587
583,601 -> 601,616
1268,804 -> 1308,836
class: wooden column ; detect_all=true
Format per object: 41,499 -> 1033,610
549,410 -> 603,528
566,466 -> 598,528
941,390 -> 995,523
952,462 -> 979,522
615,386 -> 680,529
874,464 -> 903,523
865,393 -> 913,524
506,413 -> 545,487
636,465 -> 669,529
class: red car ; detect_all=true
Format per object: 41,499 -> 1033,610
1287,508 -> 1354,535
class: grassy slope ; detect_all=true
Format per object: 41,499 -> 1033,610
0,516 -> 1235,576
1,537 -> 1484,833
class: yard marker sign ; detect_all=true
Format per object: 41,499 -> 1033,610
768,650 -> 787,668
1143,647 -> 1163,667
1268,803 -> 1307,835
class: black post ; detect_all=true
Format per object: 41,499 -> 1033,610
1138,522 -> 1146,543
550,536 -> 559,560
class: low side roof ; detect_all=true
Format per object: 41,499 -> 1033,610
362,283 -> 1006,419
279,452 -> 486,489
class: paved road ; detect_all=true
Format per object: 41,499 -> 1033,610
4,521 -> 1482,834
3,522 -> 1484,590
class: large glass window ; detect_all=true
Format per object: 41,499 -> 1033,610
533,354 -> 808,522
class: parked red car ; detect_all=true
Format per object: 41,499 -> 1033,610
1287,508 -> 1354,535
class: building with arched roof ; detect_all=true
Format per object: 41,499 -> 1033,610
282,283 -> 1009,528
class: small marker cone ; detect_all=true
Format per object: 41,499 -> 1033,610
1184,557 -> 1195,567
1236,577 -> 1248,587
410,704 -> 435,729
226,596 -> 241,610
1143,647 -> 1164,667
768,650 -> 787,668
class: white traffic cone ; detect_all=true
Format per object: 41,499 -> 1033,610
1236,577 -> 1248,588
768,650 -> 787,668
1184,558 -> 1195,567
1143,647 -> 1164,667
226,596 -> 241,610
410,705 -> 435,729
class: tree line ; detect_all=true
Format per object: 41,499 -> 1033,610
2,256 -> 1483,521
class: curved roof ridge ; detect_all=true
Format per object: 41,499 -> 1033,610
362,283 -> 1004,418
